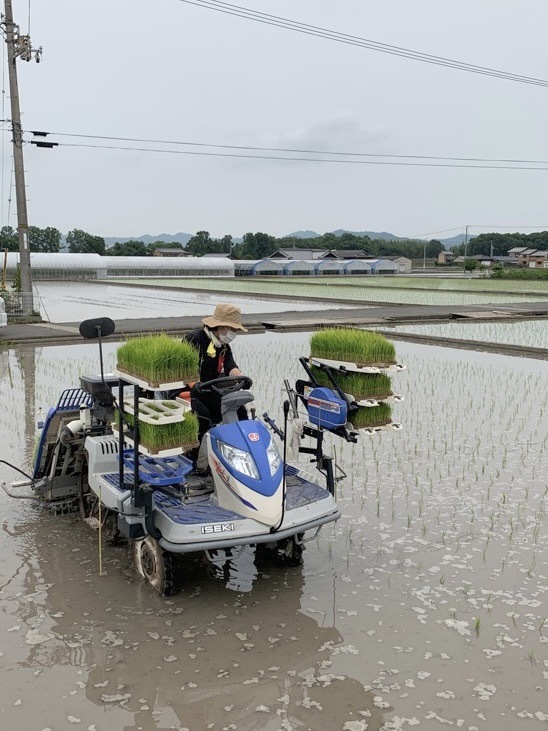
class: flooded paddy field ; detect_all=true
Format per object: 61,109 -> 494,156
375,320 -> 548,351
33,282 -> 358,324
115,277 -> 548,307
0,332 -> 547,730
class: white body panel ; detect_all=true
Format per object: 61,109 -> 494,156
206,433 -> 284,527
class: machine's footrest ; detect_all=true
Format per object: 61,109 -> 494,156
120,450 -> 194,486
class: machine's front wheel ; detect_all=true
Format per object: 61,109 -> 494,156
132,537 -> 177,596
275,535 -> 304,567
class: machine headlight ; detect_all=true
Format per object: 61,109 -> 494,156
266,439 -> 282,476
217,441 -> 259,479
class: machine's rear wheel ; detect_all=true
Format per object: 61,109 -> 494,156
132,537 -> 177,596
275,535 -> 304,567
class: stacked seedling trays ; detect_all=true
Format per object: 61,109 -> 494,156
309,328 -> 405,433
114,334 -> 200,457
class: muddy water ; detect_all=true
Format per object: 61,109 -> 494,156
1,332 -> 547,730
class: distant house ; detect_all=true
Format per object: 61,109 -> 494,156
318,249 -> 371,260
508,247 -> 528,258
152,248 -> 190,257
384,256 -> 412,273
438,250 -> 457,265
507,247 -> 548,268
525,250 -> 548,268
268,248 -> 325,260
201,252 -> 233,258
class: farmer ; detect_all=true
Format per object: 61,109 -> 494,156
184,303 -> 249,449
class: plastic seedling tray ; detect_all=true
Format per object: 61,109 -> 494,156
309,356 -> 406,375
123,398 -> 191,425
120,450 -> 194,486
348,421 -> 403,435
350,393 -> 405,407
111,428 -> 199,457
114,368 -> 194,391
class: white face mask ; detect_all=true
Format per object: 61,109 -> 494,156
219,330 -> 237,345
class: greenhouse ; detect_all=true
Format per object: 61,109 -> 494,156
315,259 -> 346,275
3,253 -> 106,280
103,256 -> 234,277
343,260 -> 373,275
2,253 -> 234,280
283,260 -> 316,276
369,259 -> 399,274
249,259 -> 286,276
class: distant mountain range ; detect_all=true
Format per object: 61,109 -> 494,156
286,229 -> 467,247
100,229 -> 467,248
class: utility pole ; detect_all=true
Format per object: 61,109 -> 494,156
2,0 -> 41,312
463,225 -> 469,271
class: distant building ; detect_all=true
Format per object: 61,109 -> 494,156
525,250 -> 548,268
268,249 -> 325,259
438,250 -> 457,265
507,247 -> 548,268
152,248 -> 190,257
384,256 -> 412,273
318,249 -> 371,260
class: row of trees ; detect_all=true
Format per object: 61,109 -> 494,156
3,225 -> 547,260
452,231 -> 548,257
0,226 -> 184,256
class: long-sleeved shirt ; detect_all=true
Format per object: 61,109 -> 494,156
184,328 -> 239,383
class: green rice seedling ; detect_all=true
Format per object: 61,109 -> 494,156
310,367 -> 393,400
349,403 -> 392,428
310,328 -> 396,366
118,410 -> 199,453
117,334 -> 199,386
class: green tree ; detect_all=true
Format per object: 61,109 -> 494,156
464,258 -> 480,272
219,234 -> 233,253
67,229 -> 106,255
0,226 -> 19,252
106,240 -> 149,256
29,226 -> 62,253
237,232 -> 276,259
186,231 -> 212,256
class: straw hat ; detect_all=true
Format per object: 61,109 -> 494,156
202,303 -> 248,332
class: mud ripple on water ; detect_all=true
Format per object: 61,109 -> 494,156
0,332 -> 547,729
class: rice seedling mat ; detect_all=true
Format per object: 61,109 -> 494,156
309,356 -> 406,374
122,398 -> 191,425
111,428 -> 199,458
114,368 -> 195,391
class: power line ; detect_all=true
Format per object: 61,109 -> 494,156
177,0 -> 548,88
47,140 -> 548,171
26,129 -> 548,167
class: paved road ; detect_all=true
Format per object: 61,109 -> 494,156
2,301 -> 548,346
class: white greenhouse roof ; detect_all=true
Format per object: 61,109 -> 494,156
5,253 -> 104,269
4,253 -> 234,274
103,256 -> 233,270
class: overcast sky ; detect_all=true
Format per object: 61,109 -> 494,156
4,0 -> 548,240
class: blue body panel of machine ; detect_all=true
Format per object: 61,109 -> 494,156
306,387 -> 348,430
209,420 -> 281,496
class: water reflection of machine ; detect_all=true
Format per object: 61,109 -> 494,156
80,566 -> 383,731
